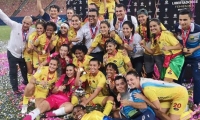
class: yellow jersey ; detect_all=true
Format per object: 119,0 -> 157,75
81,110 -> 105,120
73,55 -> 93,72
34,66 -> 58,92
80,71 -> 107,96
34,33 -> 58,57
151,31 -> 181,55
103,50 -> 130,74
92,33 -> 122,49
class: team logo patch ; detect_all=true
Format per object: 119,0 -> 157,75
168,70 -> 172,74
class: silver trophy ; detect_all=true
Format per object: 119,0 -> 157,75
75,79 -> 86,103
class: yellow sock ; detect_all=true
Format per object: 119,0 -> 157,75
27,73 -> 32,82
108,13 -> 114,22
71,95 -> 79,106
103,100 -> 113,115
23,96 -> 30,105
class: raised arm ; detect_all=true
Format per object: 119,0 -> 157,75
0,9 -> 17,28
37,0 -> 45,16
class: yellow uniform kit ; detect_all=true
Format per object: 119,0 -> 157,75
151,31 -> 184,80
88,0 -> 101,7
73,55 -> 93,72
92,33 -> 122,49
99,0 -> 115,14
81,110 -> 108,120
103,50 -> 131,75
140,78 -> 188,116
33,33 -> 58,68
23,32 -> 38,63
72,71 -> 112,115
33,66 -> 58,98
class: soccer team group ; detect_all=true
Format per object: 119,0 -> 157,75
0,0 -> 200,120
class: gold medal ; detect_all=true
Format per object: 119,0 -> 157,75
183,47 -> 188,53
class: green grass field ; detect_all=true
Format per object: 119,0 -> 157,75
0,25 -> 11,41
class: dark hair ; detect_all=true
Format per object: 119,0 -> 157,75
60,44 -> 72,59
62,64 -> 76,93
88,8 -> 99,16
45,21 -> 57,31
73,104 -> 86,111
71,44 -> 88,55
179,9 -> 192,18
89,3 -> 99,11
100,20 -> 110,28
138,17 -> 150,41
115,75 -> 127,82
116,3 -> 126,11
57,22 -> 69,37
49,5 -> 60,12
50,57 -> 59,65
105,62 -> 119,74
149,18 -> 162,45
122,21 -> 135,35
104,38 -> 119,51
89,58 -> 101,65
126,70 -> 140,78
35,19 -> 46,29
72,14 -> 82,21
66,7 -> 75,14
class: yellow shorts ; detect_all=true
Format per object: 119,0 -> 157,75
169,87 -> 188,116
88,0 -> 101,7
33,53 -> 47,68
99,1 -> 115,14
72,94 -> 107,106
24,50 -> 33,62
34,86 -> 49,99
165,67 -> 178,80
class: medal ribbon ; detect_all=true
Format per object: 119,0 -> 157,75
181,27 -> 191,47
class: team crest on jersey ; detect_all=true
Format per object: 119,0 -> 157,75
189,35 -> 194,40
168,70 -> 172,74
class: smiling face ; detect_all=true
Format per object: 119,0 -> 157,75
149,21 -> 161,35
100,23 -> 109,35
106,66 -> 117,79
72,16 -> 81,29
49,8 -> 59,19
66,9 -> 74,20
106,42 -> 117,54
89,61 -> 100,74
115,7 -> 126,21
59,46 -> 68,58
122,24 -> 133,37
22,18 -> 32,31
66,66 -> 75,78
179,14 -> 192,30
48,59 -> 58,72
138,14 -> 148,25
75,49 -> 85,61
115,78 -> 127,93
126,74 -> 140,89
73,107 -> 86,120
60,26 -> 68,35
88,11 -> 98,25
46,25 -> 54,37
36,24 -> 45,36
